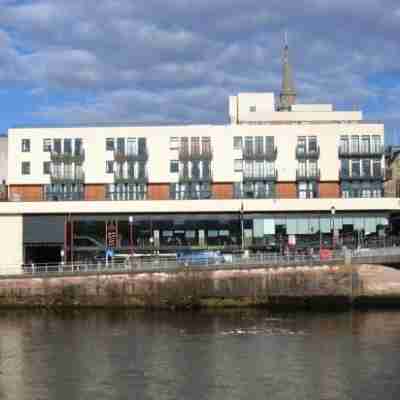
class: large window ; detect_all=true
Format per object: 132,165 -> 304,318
21,139 -> 30,152
351,160 -> 360,177
255,137 -> 263,155
170,160 -> 179,173
361,159 -> 371,177
340,135 -> 349,153
43,161 -> 51,175
21,161 -> 30,175
53,139 -> 62,154
170,182 -> 211,200
351,136 -> 359,153
233,136 -> 242,150
127,138 -> 137,155
361,136 -> 370,154
106,160 -> 114,174
43,139 -> 52,152
63,138 -> 72,154
106,138 -> 114,151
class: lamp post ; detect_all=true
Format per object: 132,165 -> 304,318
331,206 -> 336,248
128,216 -> 134,256
240,201 -> 245,252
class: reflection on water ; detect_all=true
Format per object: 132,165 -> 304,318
1,309 -> 400,400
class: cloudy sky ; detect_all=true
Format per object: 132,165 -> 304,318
0,0 -> 400,141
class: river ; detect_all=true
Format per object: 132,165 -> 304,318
0,309 -> 400,400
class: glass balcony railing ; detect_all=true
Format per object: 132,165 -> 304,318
296,169 -> 320,181
50,170 -> 85,183
295,145 -> 320,159
338,145 -> 383,158
51,149 -> 85,163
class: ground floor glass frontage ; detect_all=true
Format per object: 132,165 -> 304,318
22,211 -> 391,264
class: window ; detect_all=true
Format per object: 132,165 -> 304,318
201,137 -> 211,154
64,138 -> 72,154
127,162 -> 135,178
21,139 -> 30,152
234,159 -> 243,172
106,138 -> 114,151
309,160 -> 318,176
138,138 -> 146,155
340,135 -> 349,153
21,161 -> 30,175
244,160 -> 253,177
341,159 -> 350,177
43,161 -> 51,175
170,160 -> 179,173
244,136 -> 253,156
372,135 -> 381,153
191,137 -> 200,155
254,161 -> 264,178
75,138 -> 82,156
53,139 -> 62,154
192,160 -> 200,179
64,163 -> 72,179
106,160 -> 114,174
308,136 -> 317,153
361,136 -> 370,154
265,162 -> 275,176
361,159 -> 371,177
265,136 -> 274,152
233,136 -> 242,150
352,160 -> 360,177
255,137 -> 263,155
249,106 -> 256,112
138,162 -> 146,179
127,138 -> 137,155
43,139 -> 51,152
203,160 -> 211,178
373,160 -> 382,178
351,136 -> 359,153
170,137 -> 179,149
298,160 -> 306,176
297,136 -> 306,154
117,138 -> 125,154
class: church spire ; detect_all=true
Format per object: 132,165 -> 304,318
279,32 -> 296,111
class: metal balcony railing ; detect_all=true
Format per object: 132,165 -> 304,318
50,171 -> 85,183
179,172 -> 213,182
296,169 -> 320,181
242,169 -> 278,181
114,149 -> 148,162
243,147 -> 278,161
114,172 -> 148,184
338,145 -> 383,158
339,169 -> 384,181
178,147 -> 213,161
51,149 -> 85,163
295,145 -> 320,159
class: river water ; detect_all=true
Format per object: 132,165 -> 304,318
1,309 -> 400,400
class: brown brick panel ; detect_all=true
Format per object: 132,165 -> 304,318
148,184 -> 170,200
276,182 -> 297,199
319,182 -> 340,199
85,184 -> 106,201
212,183 -> 234,199
9,185 -> 43,201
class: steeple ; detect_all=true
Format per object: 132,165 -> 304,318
279,33 -> 296,111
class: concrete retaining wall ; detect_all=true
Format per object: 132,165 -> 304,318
0,265 -> 359,309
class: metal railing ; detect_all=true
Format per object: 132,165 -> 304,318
2,245 -> 400,277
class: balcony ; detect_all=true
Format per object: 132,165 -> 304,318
44,191 -> 84,201
178,147 -> 213,161
338,145 -> 383,158
242,169 -> 278,181
295,145 -> 320,159
339,169 -> 384,181
51,149 -> 85,164
179,172 -> 213,183
114,149 -> 148,162
50,171 -> 85,184
114,172 -> 148,184
296,169 -> 320,181
243,147 -> 278,161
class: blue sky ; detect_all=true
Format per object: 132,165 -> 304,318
1,0 -> 400,142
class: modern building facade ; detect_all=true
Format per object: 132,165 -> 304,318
0,43 -> 396,270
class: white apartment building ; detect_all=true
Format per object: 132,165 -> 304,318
0,42 -> 396,269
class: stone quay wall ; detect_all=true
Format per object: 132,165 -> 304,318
0,264 -> 366,309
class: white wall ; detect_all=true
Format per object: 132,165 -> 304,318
0,215 -> 23,274
7,121 -> 384,184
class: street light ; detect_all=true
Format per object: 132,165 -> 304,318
331,206 -> 336,248
240,201 -> 245,251
128,216 -> 134,256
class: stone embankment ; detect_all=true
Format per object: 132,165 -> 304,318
0,264 -> 399,309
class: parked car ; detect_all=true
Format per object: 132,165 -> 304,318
176,250 -> 225,266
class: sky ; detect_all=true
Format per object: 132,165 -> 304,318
0,0 -> 400,142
